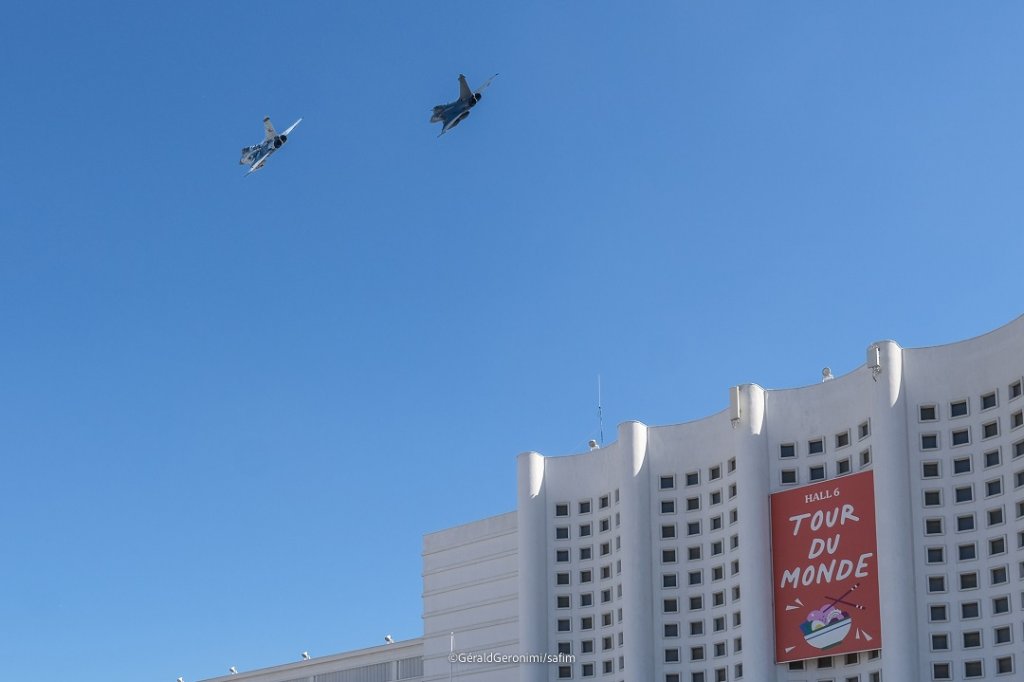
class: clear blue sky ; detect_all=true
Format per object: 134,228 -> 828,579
2,2 -> 1022,681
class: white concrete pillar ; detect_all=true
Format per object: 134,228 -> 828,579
517,451 -> 548,682
619,421 -> 654,681
867,341 -> 919,680
731,384 -> 776,675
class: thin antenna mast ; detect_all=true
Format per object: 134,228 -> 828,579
598,374 -> 604,446
449,631 -> 454,682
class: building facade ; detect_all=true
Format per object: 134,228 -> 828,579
201,315 -> 1024,682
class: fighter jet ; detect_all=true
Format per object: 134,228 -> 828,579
430,73 -> 497,136
240,116 -> 302,175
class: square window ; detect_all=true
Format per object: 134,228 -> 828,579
859,421 -> 870,439
579,523 -> 592,537
710,490 -> 722,505
922,461 -> 940,478
599,494 -> 609,509
952,428 -> 970,446
780,443 -> 796,458
929,604 -> 948,622
689,595 -> 703,610
580,615 -> 594,630
663,549 -> 678,563
556,618 -> 571,632
991,566 -> 1008,584
555,503 -> 569,517
924,490 -> 942,506
845,653 -> 859,666
686,472 -> 700,486
687,521 -> 701,536
581,593 -> 593,607
836,431 -> 850,448
921,433 -> 939,450
557,595 -> 570,608
712,565 -> 724,581
984,421 -> 999,439
964,660 -> 983,678
808,438 -> 824,455
955,485 -> 974,503
920,405 -> 937,421
954,456 -> 972,474
809,465 -> 825,481
690,620 -> 704,635
860,449 -> 872,467
958,543 -> 977,561
556,549 -> 570,562
711,540 -> 723,555
990,536 -> 1006,555
995,656 -> 1013,675
982,392 -> 998,410
664,623 -> 679,638
781,469 -> 797,485
709,465 -> 721,480
712,591 -> 725,607
1012,410 -> 1024,429
956,513 -> 975,531
662,500 -> 676,514
710,516 -> 722,531
713,616 -> 726,632
662,524 -> 677,540
927,575 -> 946,593
992,595 -> 1009,613
728,457 -> 736,472
994,625 -> 1011,644
817,656 -> 833,668
951,400 -> 969,418
837,458 -> 851,475
987,478 -> 1003,497
691,645 -> 705,661
925,518 -> 944,535
664,649 -> 680,663
660,475 -> 676,490
579,500 -> 591,514
663,573 -> 679,588
1015,439 -> 1024,458
985,450 -> 1002,468
959,572 -> 979,590
556,526 -> 570,540
989,507 -> 1005,526
927,546 -> 945,563
556,572 -> 570,585
930,633 -> 949,650
961,601 -> 980,619
1011,380 -> 1023,399
686,497 -> 701,511
580,547 -> 592,560
932,662 -> 951,680
580,569 -> 592,583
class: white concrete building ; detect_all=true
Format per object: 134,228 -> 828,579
200,315 -> 1024,682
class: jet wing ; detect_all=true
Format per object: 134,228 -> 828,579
458,74 -> 473,102
474,73 -> 498,96
281,118 -> 302,136
263,117 -> 277,140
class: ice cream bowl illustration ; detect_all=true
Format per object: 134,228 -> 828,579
799,615 -> 852,649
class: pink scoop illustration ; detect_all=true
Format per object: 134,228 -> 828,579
798,584 -> 862,649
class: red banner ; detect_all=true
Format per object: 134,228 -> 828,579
770,470 -> 882,663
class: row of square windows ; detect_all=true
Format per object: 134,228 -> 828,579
787,651 -> 881,671
555,515 -> 619,540
924,569 -> 1020,594
921,478 -> 1022,505
556,663 -> 750,681
551,461 -> 740,519
924,541 -> 1024,566
926,594 -> 1024,623
921,452 -> 1024,478
922,510 -> 1023,535
919,425 -> 1024,451
919,380 -> 1024,423
778,422 -> 871,459
658,463 -> 736,492
661,492 -> 737,514
779,450 -> 872,485
927,624 -> 1019,652
930,656 -> 1015,679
